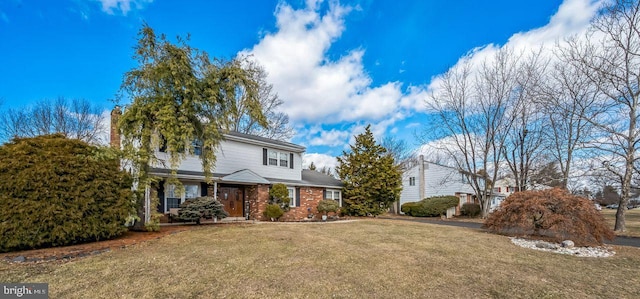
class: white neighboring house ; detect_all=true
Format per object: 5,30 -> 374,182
490,177 -> 553,210
490,177 -> 517,210
399,155 -> 479,215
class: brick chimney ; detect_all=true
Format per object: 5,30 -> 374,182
110,106 -> 122,149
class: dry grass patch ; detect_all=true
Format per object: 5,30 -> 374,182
602,208 -> 640,237
1,220 -> 639,298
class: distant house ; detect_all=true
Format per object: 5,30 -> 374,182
490,177 -> 553,210
399,155 -> 479,215
110,108 -> 343,222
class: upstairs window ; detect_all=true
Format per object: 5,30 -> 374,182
279,153 -> 289,167
409,177 -> 416,186
264,148 -> 294,169
269,151 -> 278,166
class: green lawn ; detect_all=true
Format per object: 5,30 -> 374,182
1,220 -> 639,298
602,208 -> 640,237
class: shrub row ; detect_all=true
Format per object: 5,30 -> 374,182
401,196 -> 459,217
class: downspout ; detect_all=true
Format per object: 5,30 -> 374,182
419,155 -> 425,200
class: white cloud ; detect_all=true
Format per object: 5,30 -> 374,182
240,1 -> 426,125
93,0 -> 152,15
309,128 -> 350,146
427,0 -> 606,96
303,153 -> 339,170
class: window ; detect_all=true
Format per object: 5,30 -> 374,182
409,177 -> 416,186
288,187 -> 296,207
267,149 -> 291,168
279,153 -> 289,167
325,189 -> 342,206
192,139 -> 203,156
164,183 -> 199,212
269,151 -> 278,165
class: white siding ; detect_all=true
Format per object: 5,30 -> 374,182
399,161 -> 477,209
423,163 -> 475,198
153,138 -> 302,181
399,165 -> 421,206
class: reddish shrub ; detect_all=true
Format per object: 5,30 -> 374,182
483,188 -> 614,247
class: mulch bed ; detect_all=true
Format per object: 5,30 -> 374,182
1,225 -> 202,264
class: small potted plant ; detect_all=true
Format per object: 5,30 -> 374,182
317,199 -> 339,221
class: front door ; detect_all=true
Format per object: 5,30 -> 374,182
218,187 -> 244,217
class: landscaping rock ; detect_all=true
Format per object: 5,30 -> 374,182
512,237 -> 614,257
11,256 -> 25,263
535,241 -> 558,250
561,240 -> 575,248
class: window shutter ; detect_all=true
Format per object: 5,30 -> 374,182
295,187 -> 300,207
290,153 -> 294,169
157,180 -> 165,213
323,189 -> 327,199
263,148 -> 268,165
201,182 -> 208,196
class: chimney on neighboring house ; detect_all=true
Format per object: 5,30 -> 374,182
110,106 -> 122,149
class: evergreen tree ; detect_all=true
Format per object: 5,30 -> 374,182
337,125 -> 402,216
308,161 -> 317,171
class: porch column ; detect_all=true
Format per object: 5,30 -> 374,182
213,181 -> 218,200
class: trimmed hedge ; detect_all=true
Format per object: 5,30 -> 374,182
0,134 -> 134,252
402,196 -> 460,217
461,203 -> 481,217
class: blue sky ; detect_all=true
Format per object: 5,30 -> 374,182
0,0 -> 604,168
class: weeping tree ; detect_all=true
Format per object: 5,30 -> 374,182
118,24 -> 266,230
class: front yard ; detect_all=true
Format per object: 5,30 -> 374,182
1,220 -> 639,298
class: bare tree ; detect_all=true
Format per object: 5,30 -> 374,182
534,44 -> 601,190
381,135 -> 416,173
226,58 -> 294,141
425,48 -> 520,217
502,51 -> 549,191
563,0 -> 640,231
0,97 -> 106,144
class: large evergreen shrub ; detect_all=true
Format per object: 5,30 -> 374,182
0,134 -> 134,252
177,196 -> 228,224
483,188 -> 614,246
402,196 -> 459,217
338,125 -> 402,216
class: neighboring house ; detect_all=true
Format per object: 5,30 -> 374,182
399,155 -> 479,215
110,108 -> 343,222
490,177 -> 517,210
490,177 -> 553,210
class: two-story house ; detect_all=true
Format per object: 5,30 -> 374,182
110,108 -> 343,222
399,155 -> 479,215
